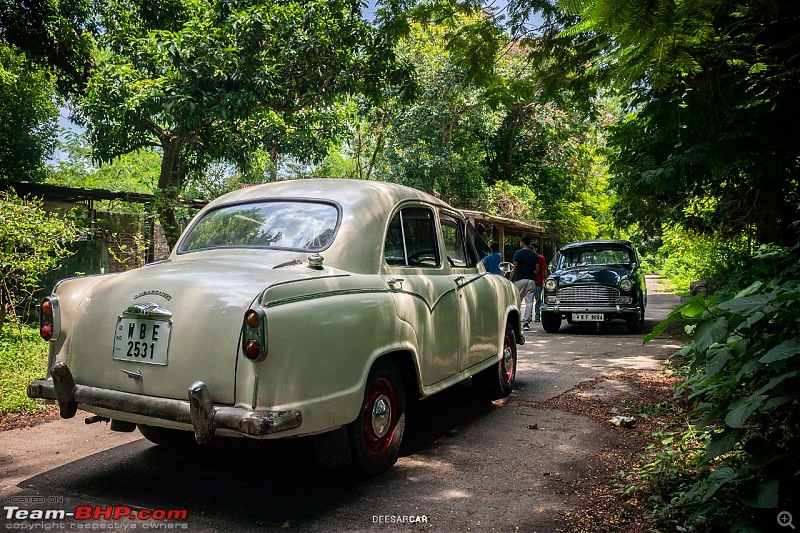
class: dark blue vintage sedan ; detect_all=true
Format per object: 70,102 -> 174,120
540,240 -> 647,334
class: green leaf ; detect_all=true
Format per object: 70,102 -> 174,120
725,395 -> 766,428
705,346 -> 731,378
717,293 -> 777,316
739,480 -> 779,509
706,428 -> 746,460
694,317 -> 730,353
703,466 -> 736,501
752,371 -> 800,397
759,336 -> 800,364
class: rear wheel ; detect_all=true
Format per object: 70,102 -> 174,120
474,324 -> 516,400
348,359 -> 406,476
138,424 -> 196,448
541,312 -> 561,333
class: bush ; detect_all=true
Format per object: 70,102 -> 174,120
0,323 -> 50,415
640,244 -> 800,529
0,188 -> 78,327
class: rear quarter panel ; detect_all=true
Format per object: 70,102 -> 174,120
236,274 -> 414,437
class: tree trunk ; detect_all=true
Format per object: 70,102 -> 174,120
156,136 -> 186,249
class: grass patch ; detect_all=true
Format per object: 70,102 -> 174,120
0,322 -> 50,415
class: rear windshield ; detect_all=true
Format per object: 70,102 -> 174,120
557,247 -> 634,268
179,201 -> 340,253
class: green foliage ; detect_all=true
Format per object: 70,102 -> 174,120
0,44 -> 59,182
74,0 -> 395,247
0,189 -> 79,323
568,0 -> 800,245
0,0 -> 96,96
0,323 -> 50,415
642,244 -> 800,529
51,131 -> 159,194
373,11 -> 502,208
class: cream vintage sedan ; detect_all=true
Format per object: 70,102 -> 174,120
29,179 -> 522,474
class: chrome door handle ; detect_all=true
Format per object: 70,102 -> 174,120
453,275 -> 465,283
387,277 -> 404,288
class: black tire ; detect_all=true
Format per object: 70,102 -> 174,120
626,303 -> 645,334
474,324 -> 516,400
541,312 -> 561,333
348,359 -> 406,476
138,424 -> 197,448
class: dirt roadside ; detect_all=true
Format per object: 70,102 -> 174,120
0,276 -> 685,532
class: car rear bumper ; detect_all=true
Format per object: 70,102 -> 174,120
27,361 -> 302,444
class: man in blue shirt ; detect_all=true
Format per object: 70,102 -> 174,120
509,236 -> 540,330
482,241 -> 503,275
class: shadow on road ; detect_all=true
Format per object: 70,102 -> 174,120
19,381 -> 500,529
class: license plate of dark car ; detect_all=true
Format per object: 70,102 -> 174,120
573,313 -> 604,322
112,318 -> 171,365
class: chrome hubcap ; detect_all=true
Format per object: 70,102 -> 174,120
371,395 -> 392,438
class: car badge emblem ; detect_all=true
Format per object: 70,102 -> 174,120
579,272 -> 594,281
123,302 -> 173,318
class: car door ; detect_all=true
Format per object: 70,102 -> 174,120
383,204 -> 460,386
439,211 -> 500,372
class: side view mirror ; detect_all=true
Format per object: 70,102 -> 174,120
499,262 -> 514,274
548,264 -> 555,273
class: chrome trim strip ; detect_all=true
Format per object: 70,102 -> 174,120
265,287 -> 391,308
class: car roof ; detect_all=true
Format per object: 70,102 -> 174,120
178,179 -> 456,275
202,178 -> 449,212
559,239 -> 635,251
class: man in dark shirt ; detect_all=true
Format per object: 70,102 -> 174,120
509,236 -> 540,330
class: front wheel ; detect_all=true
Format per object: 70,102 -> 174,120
541,312 -> 562,333
348,359 -> 406,476
626,303 -> 645,333
474,324 -> 516,400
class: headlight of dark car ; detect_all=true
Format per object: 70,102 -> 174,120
544,279 -> 558,291
619,279 -> 633,292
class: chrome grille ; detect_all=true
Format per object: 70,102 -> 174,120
557,284 -> 620,305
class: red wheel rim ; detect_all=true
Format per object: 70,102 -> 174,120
361,376 -> 397,456
501,333 -> 515,385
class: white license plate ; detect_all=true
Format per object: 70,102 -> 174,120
113,317 -> 171,365
573,313 -> 604,322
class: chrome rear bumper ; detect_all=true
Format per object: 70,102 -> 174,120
27,362 -> 302,444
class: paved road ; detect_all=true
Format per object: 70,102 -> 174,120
0,276 -> 681,532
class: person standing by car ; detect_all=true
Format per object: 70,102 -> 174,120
482,241 -> 503,275
530,242 -> 548,322
509,236 -> 539,330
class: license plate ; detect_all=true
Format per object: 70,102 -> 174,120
113,317 -> 171,365
573,313 -> 604,322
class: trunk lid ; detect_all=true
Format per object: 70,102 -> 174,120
67,251 -> 312,404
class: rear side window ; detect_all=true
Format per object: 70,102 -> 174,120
440,213 -> 468,267
384,207 -> 440,267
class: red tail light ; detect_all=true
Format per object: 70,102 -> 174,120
241,308 -> 267,362
39,296 -> 60,342
244,340 -> 261,360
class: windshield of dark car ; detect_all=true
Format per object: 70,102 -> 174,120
558,247 -> 633,269
179,201 -> 340,253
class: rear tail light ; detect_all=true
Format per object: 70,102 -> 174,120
39,296 -> 60,341
241,308 -> 267,362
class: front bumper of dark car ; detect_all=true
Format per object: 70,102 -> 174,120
28,361 -> 302,444
541,304 -> 640,317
